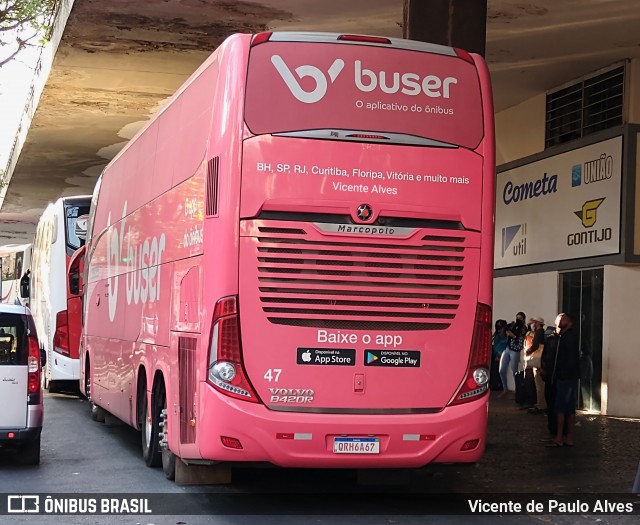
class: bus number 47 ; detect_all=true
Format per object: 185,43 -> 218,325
263,369 -> 282,382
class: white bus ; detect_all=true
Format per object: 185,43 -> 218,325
30,196 -> 91,392
0,244 -> 32,307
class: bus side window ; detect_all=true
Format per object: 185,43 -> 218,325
15,253 -> 23,280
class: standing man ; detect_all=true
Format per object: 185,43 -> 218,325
549,313 -> 581,447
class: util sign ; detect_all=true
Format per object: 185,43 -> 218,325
106,202 -> 166,322
271,55 -> 458,104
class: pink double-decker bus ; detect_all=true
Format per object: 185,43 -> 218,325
78,32 -> 494,480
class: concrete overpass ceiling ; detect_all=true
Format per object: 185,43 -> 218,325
487,0 -> 640,109
2,0 -> 640,243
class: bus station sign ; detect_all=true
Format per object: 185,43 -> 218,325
495,136 -> 622,269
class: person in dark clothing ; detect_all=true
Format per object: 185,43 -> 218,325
499,312 -> 526,399
520,333 -> 537,410
491,319 -> 508,390
548,313 -> 581,447
540,325 -> 560,438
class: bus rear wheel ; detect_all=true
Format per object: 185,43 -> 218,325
159,390 -> 176,480
141,390 -> 161,468
86,362 -> 105,422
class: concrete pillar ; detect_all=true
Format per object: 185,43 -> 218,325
403,0 -> 487,56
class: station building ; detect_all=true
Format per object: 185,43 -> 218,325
493,59 -> 640,417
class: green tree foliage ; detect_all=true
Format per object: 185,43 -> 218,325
0,0 -> 58,67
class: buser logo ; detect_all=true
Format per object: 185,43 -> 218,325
271,55 -> 345,104
272,55 -> 459,104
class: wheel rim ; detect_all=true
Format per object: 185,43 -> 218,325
159,401 -> 168,452
145,407 -> 152,448
160,394 -> 175,479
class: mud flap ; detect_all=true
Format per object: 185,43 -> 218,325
175,460 -> 232,485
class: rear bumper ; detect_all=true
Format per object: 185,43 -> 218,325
0,404 -> 42,445
195,385 -> 488,468
48,351 -> 80,382
0,426 -> 41,445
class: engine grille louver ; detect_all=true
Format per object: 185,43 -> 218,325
254,225 -> 467,331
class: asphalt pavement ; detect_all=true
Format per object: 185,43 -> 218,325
474,391 -> 640,494
1,390 -> 639,525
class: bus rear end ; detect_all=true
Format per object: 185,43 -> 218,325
36,196 -> 91,391
202,33 -> 494,467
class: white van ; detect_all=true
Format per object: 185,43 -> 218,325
0,303 -> 43,464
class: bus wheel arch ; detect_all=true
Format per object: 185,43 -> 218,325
135,365 -> 148,431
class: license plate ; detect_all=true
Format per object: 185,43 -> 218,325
333,437 -> 380,454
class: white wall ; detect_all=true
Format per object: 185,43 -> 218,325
495,57 -> 640,167
602,265 -> 640,417
493,271 -> 559,391
495,94 -> 546,166
493,271 -> 559,329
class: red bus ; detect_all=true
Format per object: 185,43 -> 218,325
78,32 -> 494,480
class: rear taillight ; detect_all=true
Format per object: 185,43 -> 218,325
207,296 -> 260,403
449,303 -> 491,406
28,335 -> 41,403
53,310 -> 70,356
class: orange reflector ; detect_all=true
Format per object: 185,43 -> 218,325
461,439 -> 480,451
220,436 -> 243,449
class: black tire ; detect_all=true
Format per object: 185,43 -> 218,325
19,435 -> 41,466
141,389 -> 161,467
162,452 -> 176,480
91,401 -> 106,423
159,388 -> 176,480
47,377 -> 60,394
90,402 -> 105,423
86,361 -> 105,423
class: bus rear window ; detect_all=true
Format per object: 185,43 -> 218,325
245,41 -> 484,149
0,314 -> 28,366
